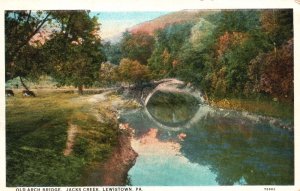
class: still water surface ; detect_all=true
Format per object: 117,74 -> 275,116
120,92 -> 294,185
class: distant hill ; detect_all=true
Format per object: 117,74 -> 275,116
130,9 -> 218,35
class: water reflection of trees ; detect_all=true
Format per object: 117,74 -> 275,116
120,104 -> 294,185
180,114 -> 294,185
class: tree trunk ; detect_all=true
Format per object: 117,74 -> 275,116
204,91 -> 210,104
78,85 -> 83,95
19,76 -> 30,91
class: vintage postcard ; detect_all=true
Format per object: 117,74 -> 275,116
0,0 -> 299,191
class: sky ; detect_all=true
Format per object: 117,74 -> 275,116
90,12 -> 169,42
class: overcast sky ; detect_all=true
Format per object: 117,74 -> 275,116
90,12 -> 169,42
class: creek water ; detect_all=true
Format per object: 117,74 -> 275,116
119,91 -> 294,186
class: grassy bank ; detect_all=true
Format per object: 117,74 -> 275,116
209,97 -> 294,121
6,90 -> 119,186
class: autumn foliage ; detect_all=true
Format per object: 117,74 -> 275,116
216,32 -> 248,58
117,58 -> 150,86
248,39 -> 293,100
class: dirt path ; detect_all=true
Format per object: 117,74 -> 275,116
88,90 -> 115,122
63,122 -> 78,156
87,90 -> 114,104
63,90 -> 115,156
63,92 -> 113,156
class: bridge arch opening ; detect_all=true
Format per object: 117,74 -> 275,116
142,78 -> 209,131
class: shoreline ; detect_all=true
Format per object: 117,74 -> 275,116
82,129 -> 137,186
99,128 -> 138,186
208,98 -> 294,131
82,92 -> 139,186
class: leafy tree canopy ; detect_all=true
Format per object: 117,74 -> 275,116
5,10 -> 106,93
120,31 -> 155,65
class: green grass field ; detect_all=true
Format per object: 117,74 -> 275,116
6,90 -> 119,186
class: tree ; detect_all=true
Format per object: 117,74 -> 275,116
189,18 -> 215,49
99,62 -> 118,86
5,10 -> 53,90
148,22 -> 193,79
213,10 -> 261,34
103,41 -> 122,65
260,9 -> 293,52
200,10 -> 266,96
44,11 -> 106,94
5,10 -> 106,94
175,18 -> 216,91
120,31 -> 155,64
117,58 -> 150,86
248,39 -> 293,100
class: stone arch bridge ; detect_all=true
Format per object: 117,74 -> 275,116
140,78 -> 206,106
